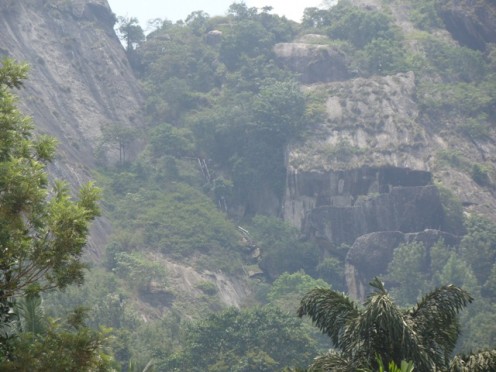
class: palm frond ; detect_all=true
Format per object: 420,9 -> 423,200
15,294 -> 46,334
450,349 -> 496,372
308,350 -> 358,372
351,280 -> 431,370
298,287 -> 360,348
409,285 -> 473,366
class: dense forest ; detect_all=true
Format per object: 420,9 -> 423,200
1,0 -> 496,370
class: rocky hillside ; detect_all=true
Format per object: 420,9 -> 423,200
0,0 -> 144,254
276,0 -> 496,297
3,1 -> 493,367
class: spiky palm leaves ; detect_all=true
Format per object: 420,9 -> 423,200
450,350 -> 496,372
298,278 -> 473,371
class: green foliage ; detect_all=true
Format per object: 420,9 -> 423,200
99,122 -> 139,166
450,349 -> 496,372
470,163 -> 491,186
141,24 -> 221,123
385,242 -> 430,305
0,59 -> 103,364
459,216 -> 496,285
0,309 -> 115,371
267,271 -> 330,312
15,295 -> 47,335
301,1 -> 407,76
148,123 -> 194,158
418,81 -> 492,118
375,357 -> 415,372
163,306 -> 317,371
117,16 -> 145,72
315,256 -> 346,291
298,278 -> 473,371
251,216 -> 320,280
422,38 -> 487,82
196,281 -> 218,296
114,251 -> 167,293
109,183 -> 242,271
252,80 -> 306,142
138,6 -> 303,211
0,59 -> 101,301
436,185 -> 465,234
409,0 -> 443,30
117,16 -> 144,51
220,3 -> 295,70
325,1 -> 399,49
188,77 -> 307,208
354,37 -> 407,75
301,7 -> 332,29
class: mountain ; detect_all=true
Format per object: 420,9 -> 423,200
2,0 -> 495,368
0,0 -> 144,254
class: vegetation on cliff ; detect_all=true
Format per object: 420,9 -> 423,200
2,0 -> 495,370
0,58 -> 113,370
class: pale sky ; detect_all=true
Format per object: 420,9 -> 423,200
107,0 -> 326,28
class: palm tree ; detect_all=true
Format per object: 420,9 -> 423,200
450,350 -> 496,371
298,278 -> 473,371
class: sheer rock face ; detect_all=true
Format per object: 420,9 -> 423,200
281,19 -> 496,296
304,183 -> 446,246
284,166 -> 434,232
283,69 -> 496,230
0,0 -> 144,255
437,0 -> 496,51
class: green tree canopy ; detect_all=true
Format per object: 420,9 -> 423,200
0,58 -> 101,362
298,278 -> 473,371
164,306 -> 317,371
0,58 -> 101,299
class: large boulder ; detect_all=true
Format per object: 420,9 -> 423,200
274,36 -> 350,84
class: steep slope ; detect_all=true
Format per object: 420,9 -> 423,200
0,0 -> 144,254
276,0 -> 496,297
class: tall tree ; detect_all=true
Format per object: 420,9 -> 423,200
117,17 -> 145,72
298,278 -> 473,371
0,58 -> 100,359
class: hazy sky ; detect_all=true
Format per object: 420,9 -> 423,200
107,0 -> 325,28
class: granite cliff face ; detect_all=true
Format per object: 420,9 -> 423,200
0,0 -> 144,254
276,0 -> 496,298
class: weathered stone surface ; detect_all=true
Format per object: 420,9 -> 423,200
283,67 -> 496,224
284,166 -> 433,230
304,184 -> 445,247
288,165 -> 446,248
274,39 -> 349,84
345,229 -> 461,300
0,0 -> 145,255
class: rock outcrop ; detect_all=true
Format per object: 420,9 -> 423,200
274,35 -> 350,84
281,2 -> 496,297
0,0 -> 145,255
